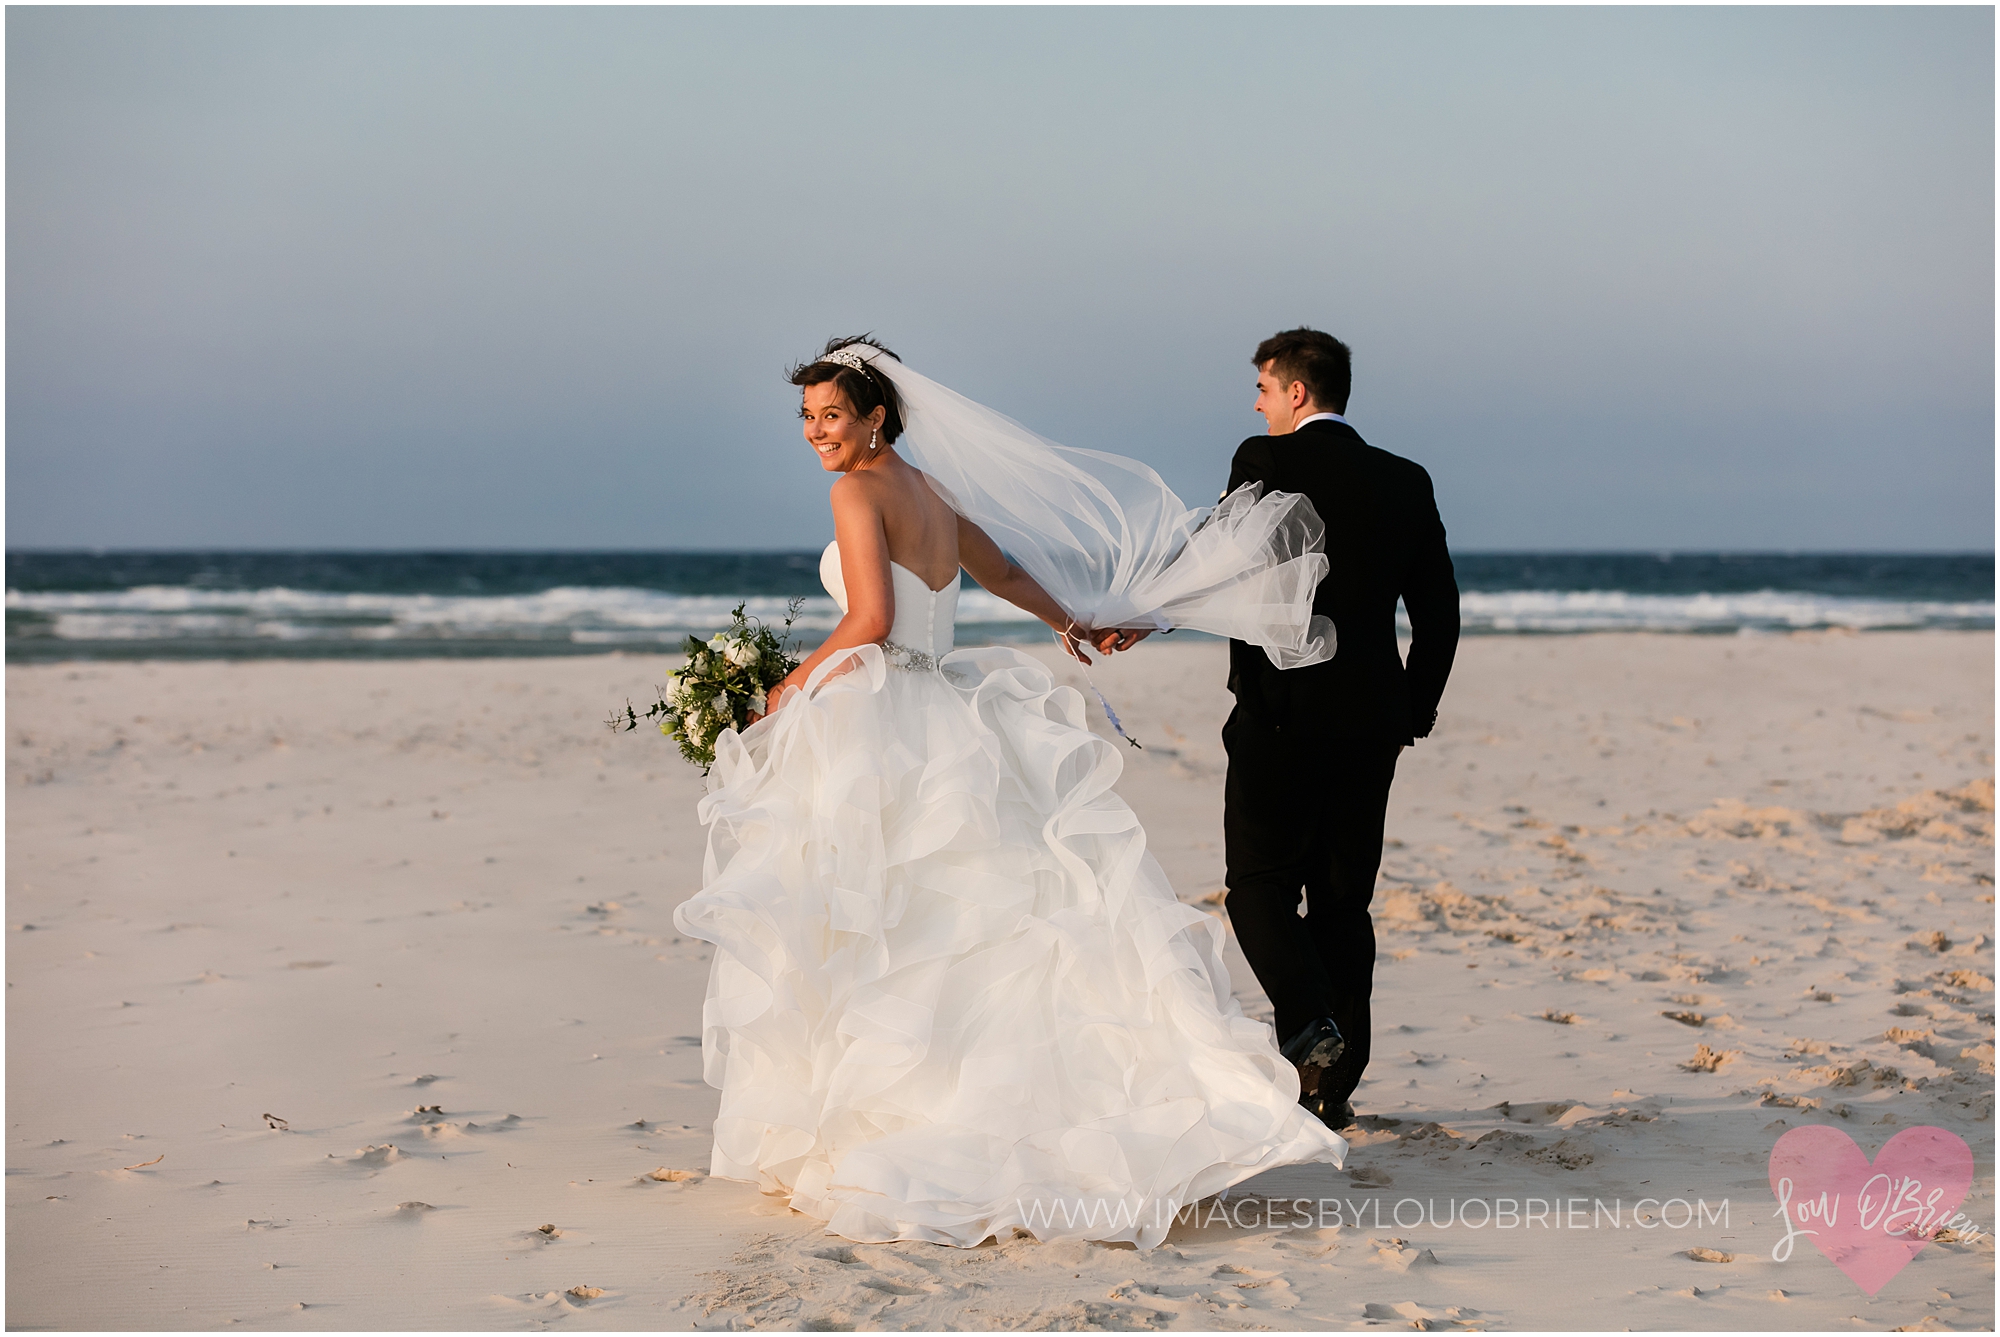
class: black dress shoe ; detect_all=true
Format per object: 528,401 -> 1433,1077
1281,1016 -> 1345,1112
1280,1016 -> 1346,1075
1297,1089 -> 1354,1131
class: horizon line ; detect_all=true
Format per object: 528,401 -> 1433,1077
7,546 -> 1994,559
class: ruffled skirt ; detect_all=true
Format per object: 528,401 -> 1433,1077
671,643 -> 1345,1249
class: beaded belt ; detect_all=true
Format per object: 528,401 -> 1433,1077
881,640 -> 940,673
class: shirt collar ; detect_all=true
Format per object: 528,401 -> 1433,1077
1294,411 -> 1346,430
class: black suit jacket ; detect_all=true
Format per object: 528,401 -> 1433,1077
1224,419 -> 1459,744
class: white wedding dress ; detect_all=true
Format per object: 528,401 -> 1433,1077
670,542 -> 1347,1249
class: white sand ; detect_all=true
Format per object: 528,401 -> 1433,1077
7,632 -> 1993,1330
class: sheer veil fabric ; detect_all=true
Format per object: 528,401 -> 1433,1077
668,350 -> 1347,1250
859,346 -> 1335,668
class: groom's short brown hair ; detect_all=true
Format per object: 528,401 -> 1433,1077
1254,328 -> 1351,414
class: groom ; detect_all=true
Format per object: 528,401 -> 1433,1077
1218,328 -> 1459,1128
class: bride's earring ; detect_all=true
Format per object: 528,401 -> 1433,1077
870,428 -> 880,450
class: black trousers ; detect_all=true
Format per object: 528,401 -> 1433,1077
1222,705 -> 1401,1109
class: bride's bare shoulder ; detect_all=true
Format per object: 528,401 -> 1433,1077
829,468 -> 890,508
832,463 -> 941,523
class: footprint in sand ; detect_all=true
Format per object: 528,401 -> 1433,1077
493,1289 -> 604,1314
1105,1278 -> 1233,1318
1760,1092 -> 1824,1111
1394,1121 -> 1468,1155
640,1167 -> 704,1185
1472,1130 -> 1534,1160
689,1231 -> 1077,1329
1076,1298 -> 1186,1328
1523,1136 -> 1596,1169
1200,1262 -> 1300,1311
1369,1238 -> 1440,1272
333,1144 -> 403,1172
1681,1043 -> 1740,1072
1361,1299 -> 1482,1329
1269,1230 -> 1341,1261
1490,1100 -> 1580,1125
463,1114 -> 523,1133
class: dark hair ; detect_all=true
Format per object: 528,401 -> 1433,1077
787,335 -> 905,444
1253,327 -> 1351,414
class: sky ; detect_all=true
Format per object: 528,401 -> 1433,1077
7,6 -> 1993,552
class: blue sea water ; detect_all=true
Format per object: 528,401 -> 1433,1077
5,550 -> 1991,662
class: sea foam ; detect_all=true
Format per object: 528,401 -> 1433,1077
6,581 -> 1989,651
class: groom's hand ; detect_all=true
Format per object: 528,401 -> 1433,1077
1093,629 -> 1153,654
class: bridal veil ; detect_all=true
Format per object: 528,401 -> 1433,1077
845,345 -> 1335,669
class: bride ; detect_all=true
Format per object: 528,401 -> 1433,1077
671,336 -> 1344,1249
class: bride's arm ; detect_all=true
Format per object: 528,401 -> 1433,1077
762,475 -> 896,715
956,514 -> 1096,665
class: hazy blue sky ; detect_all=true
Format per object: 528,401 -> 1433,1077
8,6 -> 1993,551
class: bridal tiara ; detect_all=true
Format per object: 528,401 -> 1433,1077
817,347 -> 879,376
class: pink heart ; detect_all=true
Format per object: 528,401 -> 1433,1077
1768,1124 -> 1974,1294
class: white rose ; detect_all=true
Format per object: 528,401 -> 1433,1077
707,633 -> 729,652
724,639 -> 760,668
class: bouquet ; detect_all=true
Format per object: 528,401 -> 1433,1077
607,599 -> 804,770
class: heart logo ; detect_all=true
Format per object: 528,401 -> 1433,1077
1768,1124 -> 1974,1294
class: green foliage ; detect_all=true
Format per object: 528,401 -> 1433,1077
606,598 -> 804,771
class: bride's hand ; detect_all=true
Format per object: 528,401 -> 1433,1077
751,674 -> 805,724
1057,622 -> 1095,666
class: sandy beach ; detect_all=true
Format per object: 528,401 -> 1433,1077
6,631 -> 1993,1331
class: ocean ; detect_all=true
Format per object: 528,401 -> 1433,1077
5,550 -> 1991,662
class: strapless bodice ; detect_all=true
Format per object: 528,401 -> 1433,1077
819,541 -> 958,667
